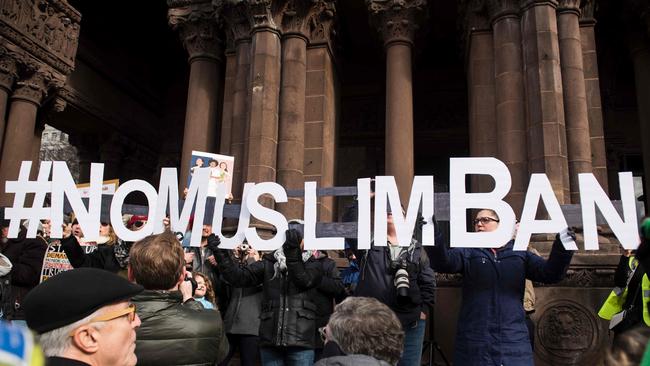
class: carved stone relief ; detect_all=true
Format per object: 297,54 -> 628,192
537,300 -> 600,365
0,0 -> 80,74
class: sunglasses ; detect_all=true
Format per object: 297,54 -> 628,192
473,217 -> 499,225
133,221 -> 146,228
69,303 -> 137,336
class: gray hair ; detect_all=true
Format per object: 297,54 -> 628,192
38,308 -> 104,357
327,297 -> 404,366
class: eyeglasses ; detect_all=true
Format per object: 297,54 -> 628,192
68,304 -> 137,336
473,217 -> 499,225
318,326 -> 328,342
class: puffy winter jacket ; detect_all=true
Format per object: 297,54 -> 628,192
0,228 -> 47,320
132,290 -> 229,365
215,249 -> 323,349
428,237 -> 573,366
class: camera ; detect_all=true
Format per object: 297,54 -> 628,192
184,274 -> 198,297
240,243 -> 250,252
390,259 -> 410,298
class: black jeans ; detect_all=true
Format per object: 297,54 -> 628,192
218,333 -> 260,366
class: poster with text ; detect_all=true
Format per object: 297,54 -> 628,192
39,240 -> 98,282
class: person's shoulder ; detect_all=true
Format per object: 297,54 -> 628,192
315,355 -> 392,366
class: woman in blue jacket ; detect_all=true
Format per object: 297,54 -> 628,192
429,209 -> 574,365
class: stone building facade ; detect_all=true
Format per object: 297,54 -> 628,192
0,0 -> 649,364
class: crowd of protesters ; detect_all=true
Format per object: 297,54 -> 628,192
0,202 -> 648,365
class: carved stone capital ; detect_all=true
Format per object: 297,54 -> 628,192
279,0 -> 312,39
168,0 -> 224,62
308,0 -> 336,45
247,0 -> 278,32
367,0 -> 427,47
578,0 -> 596,24
223,1 -> 253,49
11,66 -> 64,106
557,0 -> 581,15
461,0 -> 491,32
0,52 -> 18,91
486,0 -> 521,21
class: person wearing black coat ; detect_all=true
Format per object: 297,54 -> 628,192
211,229 -> 323,366
0,226 -> 47,320
351,210 -> 436,366
60,235 -> 129,274
311,250 -> 346,361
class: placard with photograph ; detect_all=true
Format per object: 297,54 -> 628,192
189,151 -> 234,197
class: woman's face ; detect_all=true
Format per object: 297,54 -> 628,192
99,222 -> 111,236
195,158 -> 203,167
474,210 -> 500,233
219,162 -> 227,169
209,161 -> 217,167
194,276 -> 207,298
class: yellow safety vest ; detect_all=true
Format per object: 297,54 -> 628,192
598,256 -> 650,326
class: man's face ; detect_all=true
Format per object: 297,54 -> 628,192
72,222 -> 83,237
95,301 -> 141,366
202,225 -> 212,237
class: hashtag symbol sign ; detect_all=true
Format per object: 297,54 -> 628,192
4,161 -> 52,239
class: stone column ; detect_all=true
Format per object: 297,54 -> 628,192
168,1 -> 224,188
230,40 -> 251,200
579,1 -> 608,193
244,1 -> 282,188
629,32 -> 650,211
368,0 -> 426,204
0,70 -> 50,206
0,53 -> 17,154
220,52 -> 236,155
487,0 -> 528,214
276,2 -> 315,219
557,0 -> 592,203
223,1 -> 253,202
521,0 -> 570,203
464,4 -> 497,194
304,1 -> 337,221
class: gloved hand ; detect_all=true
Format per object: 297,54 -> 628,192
415,216 -> 426,232
557,227 -> 576,246
283,228 -> 303,259
206,234 -> 221,254
60,233 -> 79,247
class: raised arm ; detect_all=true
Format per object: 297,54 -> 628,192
284,229 -> 322,290
426,227 -> 465,274
209,235 -> 265,288
60,235 -> 106,269
525,229 -> 574,284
